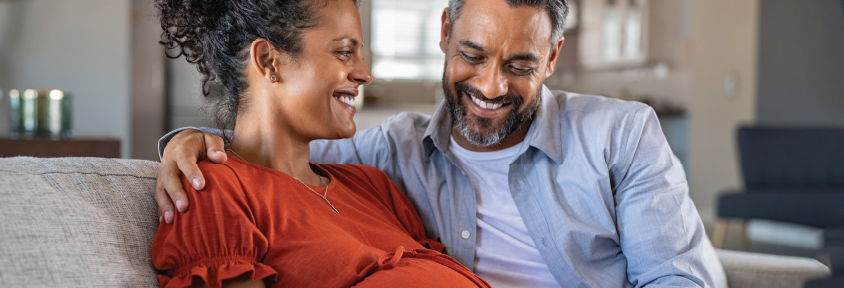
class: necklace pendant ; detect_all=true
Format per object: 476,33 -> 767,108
324,198 -> 340,214
292,176 -> 339,214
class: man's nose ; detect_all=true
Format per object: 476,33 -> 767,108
474,67 -> 507,99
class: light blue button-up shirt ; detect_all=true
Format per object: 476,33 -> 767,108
160,86 -> 720,287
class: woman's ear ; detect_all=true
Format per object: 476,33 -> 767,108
250,38 -> 281,83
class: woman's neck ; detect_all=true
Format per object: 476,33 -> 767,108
227,112 -> 325,186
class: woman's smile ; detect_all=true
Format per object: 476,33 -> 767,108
332,88 -> 359,115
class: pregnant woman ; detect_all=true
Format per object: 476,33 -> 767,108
151,0 -> 489,287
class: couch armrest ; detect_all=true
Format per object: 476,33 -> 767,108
717,249 -> 830,288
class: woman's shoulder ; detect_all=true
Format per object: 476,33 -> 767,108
194,159 -> 241,180
176,160 -> 260,215
185,159 -> 252,195
196,157 -> 277,181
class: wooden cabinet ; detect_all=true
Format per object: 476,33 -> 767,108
0,137 -> 121,158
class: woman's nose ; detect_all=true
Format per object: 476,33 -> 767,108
350,57 -> 373,85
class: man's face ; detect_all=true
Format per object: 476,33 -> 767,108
440,0 -> 562,148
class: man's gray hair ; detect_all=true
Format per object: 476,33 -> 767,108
447,0 -> 569,44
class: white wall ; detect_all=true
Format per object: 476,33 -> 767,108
686,0 -> 759,224
2,0 -> 132,157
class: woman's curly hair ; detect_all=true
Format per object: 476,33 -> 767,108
155,0 -> 355,143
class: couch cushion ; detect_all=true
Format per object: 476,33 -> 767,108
0,157 -> 160,287
717,249 -> 830,288
718,191 -> 844,228
737,126 -> 844,189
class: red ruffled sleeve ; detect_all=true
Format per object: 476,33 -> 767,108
152,161 -> 278,288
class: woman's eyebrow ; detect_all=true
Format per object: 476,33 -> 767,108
332,36 -> 359,46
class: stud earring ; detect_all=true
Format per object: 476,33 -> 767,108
270,75 -> 277,82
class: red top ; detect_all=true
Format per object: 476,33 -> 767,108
152,157 -> 489,288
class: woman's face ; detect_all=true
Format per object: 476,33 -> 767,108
266,0 -> 371,141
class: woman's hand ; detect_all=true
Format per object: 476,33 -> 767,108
156,129 -> 227,224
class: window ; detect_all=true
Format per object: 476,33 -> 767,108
370,0 -> 448,81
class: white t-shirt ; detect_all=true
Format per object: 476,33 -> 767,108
449,137 -> 559,287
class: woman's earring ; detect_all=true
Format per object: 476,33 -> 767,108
271,75 -> 277,82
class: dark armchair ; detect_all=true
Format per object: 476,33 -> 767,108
713,126 -> 844,249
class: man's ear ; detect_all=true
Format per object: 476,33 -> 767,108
250,38 -> 281,83
439,8 -> 450,53
544,37 -> 565,78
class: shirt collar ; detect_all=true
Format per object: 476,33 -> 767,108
423,85 -> 564,164
422,99 -> 452,157
526,85 -> 564,164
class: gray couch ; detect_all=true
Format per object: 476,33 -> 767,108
0,157 -> 831,287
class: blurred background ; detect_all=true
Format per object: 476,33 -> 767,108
1,0 -> 843,258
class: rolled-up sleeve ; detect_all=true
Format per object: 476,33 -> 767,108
612,107 -> 715,288
151,162 -> 277,288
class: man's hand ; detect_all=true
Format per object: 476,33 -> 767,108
155,129 -> 227,224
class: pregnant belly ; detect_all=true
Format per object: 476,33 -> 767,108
353,248 -> 489,288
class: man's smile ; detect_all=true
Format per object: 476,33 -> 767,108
463,90 -> 513,119
470,93 -> 510,110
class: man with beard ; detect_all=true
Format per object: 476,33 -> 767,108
154,0 -> 723,286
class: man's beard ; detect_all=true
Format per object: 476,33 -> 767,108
443,73 -> 542,147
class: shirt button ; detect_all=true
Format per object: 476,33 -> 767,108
461,230 -> 471,239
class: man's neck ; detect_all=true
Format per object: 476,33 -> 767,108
450,119 -> 533,152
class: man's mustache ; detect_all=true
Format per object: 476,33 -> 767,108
454,81 -> 523,106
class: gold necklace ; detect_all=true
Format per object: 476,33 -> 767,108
226,149 -> 339,214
